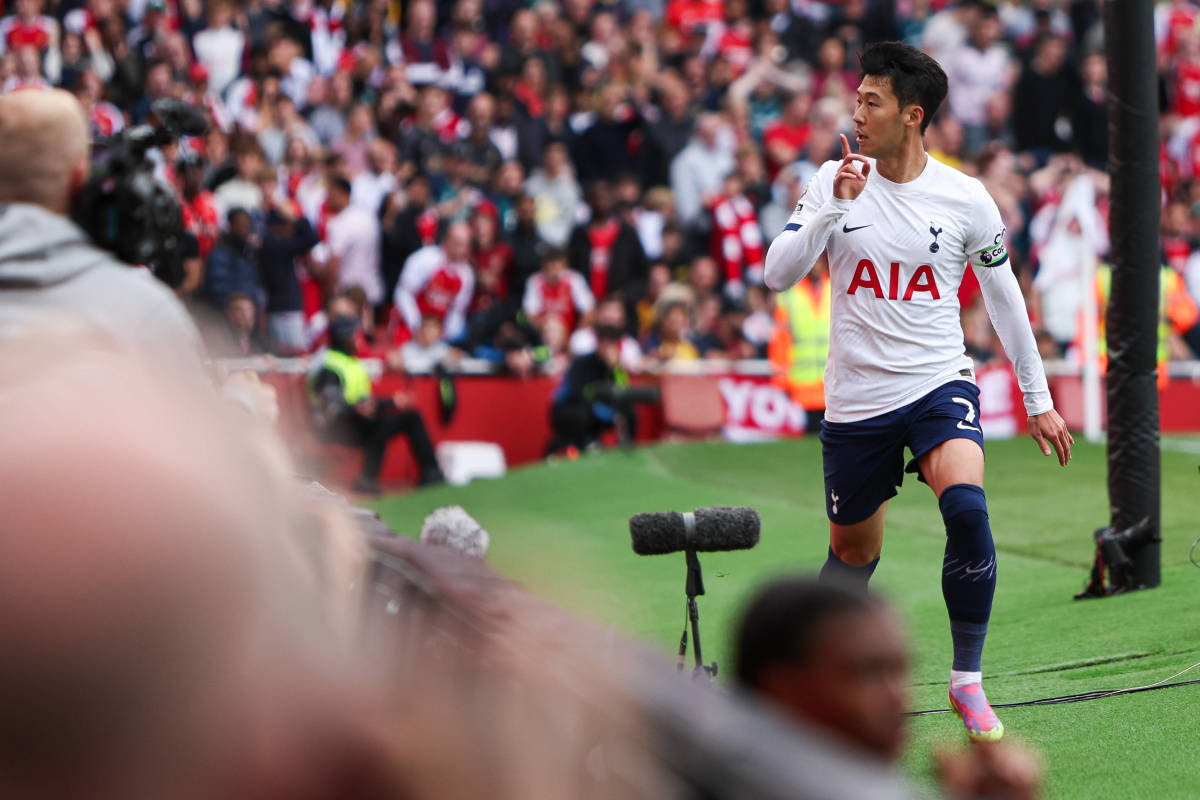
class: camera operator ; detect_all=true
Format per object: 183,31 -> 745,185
0,89 -> 204,371
0,88 -> 204,371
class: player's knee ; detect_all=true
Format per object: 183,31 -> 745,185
830,538 -> 882,567
939,483 -> 991,547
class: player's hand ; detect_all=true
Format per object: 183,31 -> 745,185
833,133 -> 871,200
1028,408 -> 1073,466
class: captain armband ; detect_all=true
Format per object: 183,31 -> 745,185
971,229 -> 1009,269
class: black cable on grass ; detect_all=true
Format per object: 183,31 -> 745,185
907,661 -> 1200,716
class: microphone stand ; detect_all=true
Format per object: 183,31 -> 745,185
677,510 -> 717,680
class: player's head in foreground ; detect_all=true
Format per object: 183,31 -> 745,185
734,576 -> 909,761
853,41 -> 948,159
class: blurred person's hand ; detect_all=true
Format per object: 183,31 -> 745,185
935,740 -> 1042,800
392,390 -> 415,409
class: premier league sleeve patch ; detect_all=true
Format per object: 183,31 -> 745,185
972,229 -> 1009,268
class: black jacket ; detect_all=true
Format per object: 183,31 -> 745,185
566,220 -> 648,305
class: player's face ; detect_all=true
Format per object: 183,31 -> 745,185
852,76 -> 909,159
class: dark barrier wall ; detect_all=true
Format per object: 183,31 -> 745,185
1104,0 -> 1162,588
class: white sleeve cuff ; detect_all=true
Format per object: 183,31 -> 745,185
1023,390 -> 1053,418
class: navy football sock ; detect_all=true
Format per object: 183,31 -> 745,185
819,545 -> 879,593
939,483 -> 996,672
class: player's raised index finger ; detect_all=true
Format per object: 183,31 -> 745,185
840,133 -> 850,158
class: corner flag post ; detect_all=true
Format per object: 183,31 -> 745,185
1104,0 -> 1161,589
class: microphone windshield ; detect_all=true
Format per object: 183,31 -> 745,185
630,507 -> 760,555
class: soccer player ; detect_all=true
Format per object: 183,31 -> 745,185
764,42 -> 1073,742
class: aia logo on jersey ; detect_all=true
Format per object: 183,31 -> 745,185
847,259 -> 941,300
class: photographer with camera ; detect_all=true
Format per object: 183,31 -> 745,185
0,88 -> 203,370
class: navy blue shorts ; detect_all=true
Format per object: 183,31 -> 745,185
819,380 -> 985,525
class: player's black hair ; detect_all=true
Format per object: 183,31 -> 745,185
858,41 -> 948,134
734,577 -> 884,690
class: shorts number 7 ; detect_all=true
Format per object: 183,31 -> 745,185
952,396 -> 981,433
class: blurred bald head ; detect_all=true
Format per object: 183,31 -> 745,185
0,89 -> 91,215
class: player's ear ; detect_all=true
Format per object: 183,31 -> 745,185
905,104 -> 924,131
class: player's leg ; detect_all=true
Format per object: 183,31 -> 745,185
821,503 -> 888,590
910,383 -> 1002,741
918,438 -> 993,683
818,411 -> 907,593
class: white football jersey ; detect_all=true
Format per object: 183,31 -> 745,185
765,154 -> 1051,422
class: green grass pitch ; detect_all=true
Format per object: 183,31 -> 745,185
372,436 -> 1200,798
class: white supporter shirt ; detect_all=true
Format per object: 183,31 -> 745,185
765,154 -> 1051,423
327,204 -> 384,305
192,26 -> 245,96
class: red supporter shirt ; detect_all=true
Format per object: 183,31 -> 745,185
1174,59 -> 1200,117
417,264 -> 467,320
666,0 -> 724,35
180,191 -> 220,260
762,119 -> 811,177
586,218 -> 620,300
536,277 -> 578,331
712,193 -> 764,283
716,27 -> 754,76
2,16 -> 54,52
471,242 -> 513,310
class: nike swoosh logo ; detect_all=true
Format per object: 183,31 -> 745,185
842,223 -> 872,233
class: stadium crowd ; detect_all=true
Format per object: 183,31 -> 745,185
5,0 -> 1200,380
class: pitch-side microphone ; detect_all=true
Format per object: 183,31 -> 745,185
629,506 -> 760,556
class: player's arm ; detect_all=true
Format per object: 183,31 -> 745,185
970,189 -> 1073,465
765,134 -> 870,291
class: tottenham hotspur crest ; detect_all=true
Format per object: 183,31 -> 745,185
929,224 -> 943,253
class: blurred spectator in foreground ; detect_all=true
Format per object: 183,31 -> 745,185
0,336 -> 390,799
308,314 -> 444,495
734,577 -> 1042,800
